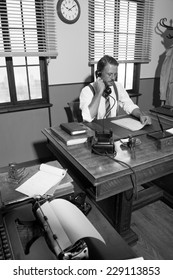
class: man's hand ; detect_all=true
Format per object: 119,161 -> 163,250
139,115 -> 152,125
93,78 -> 105,96
132,108 -> 152,125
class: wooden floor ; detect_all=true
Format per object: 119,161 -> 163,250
130,200 -> 173,260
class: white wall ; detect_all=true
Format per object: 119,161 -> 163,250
48,0 -> 90,85
48,0 -> 173,84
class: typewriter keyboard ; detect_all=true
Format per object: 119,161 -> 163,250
0,222 -> 13,260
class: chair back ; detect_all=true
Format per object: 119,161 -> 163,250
67,100 -> 83,122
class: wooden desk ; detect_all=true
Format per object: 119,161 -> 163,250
42,114 -> 173,244
0,161 -> 136,260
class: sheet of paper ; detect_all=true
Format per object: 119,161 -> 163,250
39,163 -> 66,176
36,201 -> 72,256
166,128 -> 173,134
50,199 -> 105,245
36,199 -> 105,255
16,164 -> 66,197
111,118 -> 145,131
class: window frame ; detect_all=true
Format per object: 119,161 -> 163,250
0,0 -> 57,113
0,56 -> 51,113
126,63 -> 141,103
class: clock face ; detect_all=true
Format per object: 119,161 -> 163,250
57,0 -> 81,24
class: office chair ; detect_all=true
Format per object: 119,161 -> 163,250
67,98 -> 83,122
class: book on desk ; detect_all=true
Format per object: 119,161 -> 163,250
51,124 -> 88,146
60,122 -> 87,135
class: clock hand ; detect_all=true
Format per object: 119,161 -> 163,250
63,5 -> 70,10
69,5 -> 76,11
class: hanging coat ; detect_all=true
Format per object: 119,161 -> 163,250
160,45 -> 173,105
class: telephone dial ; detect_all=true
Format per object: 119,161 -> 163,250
95,70 -> 112,98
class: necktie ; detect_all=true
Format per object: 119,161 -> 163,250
105,96 -> 111,118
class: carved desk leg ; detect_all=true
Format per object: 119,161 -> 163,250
114,189 -> 138,245
97,188 -> 138,245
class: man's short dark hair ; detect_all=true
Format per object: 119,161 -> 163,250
97,55 -> 119,73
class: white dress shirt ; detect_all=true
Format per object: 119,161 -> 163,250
79,81 -> 139,122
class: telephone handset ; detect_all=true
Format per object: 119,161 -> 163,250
104,86 -> 112,98
95,70 -> 112,98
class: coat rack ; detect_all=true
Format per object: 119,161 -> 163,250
159,18 -> 173,39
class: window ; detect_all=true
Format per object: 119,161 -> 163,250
0,0 -> 57,112
89,0 -> 154,92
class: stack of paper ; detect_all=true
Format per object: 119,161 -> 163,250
16,164 -> 73,197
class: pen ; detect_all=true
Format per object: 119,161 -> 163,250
157,115 -> 165,136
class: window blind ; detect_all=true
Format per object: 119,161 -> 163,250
89,0 -> 154,64
0,0 -> 57,57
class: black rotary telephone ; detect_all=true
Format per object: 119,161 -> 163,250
95,70 -> 112,98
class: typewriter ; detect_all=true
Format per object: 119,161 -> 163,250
0,193 -> 106,260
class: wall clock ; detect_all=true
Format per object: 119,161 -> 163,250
57,0 -> 81,24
